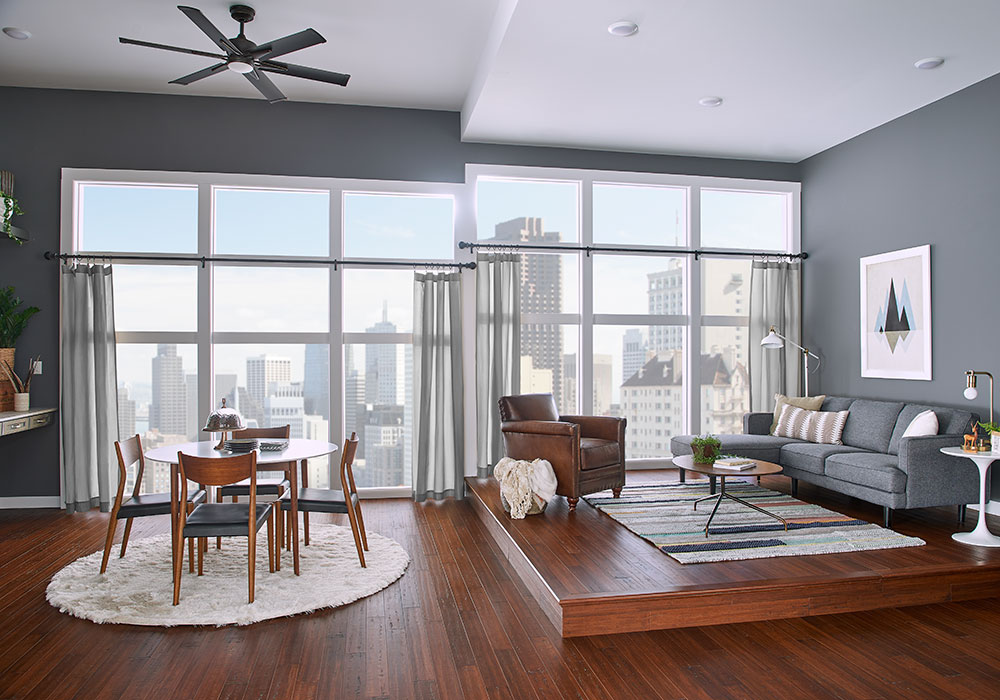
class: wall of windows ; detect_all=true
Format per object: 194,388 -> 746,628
471,166 -> 799,463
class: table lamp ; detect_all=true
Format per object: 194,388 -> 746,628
760,325 -> 820,397
203,398 -> 246,450
963,371 -> 994,452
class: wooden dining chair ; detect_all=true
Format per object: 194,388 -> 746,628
275,433 -> 366,569
173,451 -> 275,605
215,425 -> 291,549
101,434 -> 206,574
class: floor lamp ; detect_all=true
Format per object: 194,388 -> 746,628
760,326 -> 820,397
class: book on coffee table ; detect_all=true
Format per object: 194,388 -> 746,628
714,457 -> 756,470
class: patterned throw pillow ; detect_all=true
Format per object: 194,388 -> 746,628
773,404 -> 850,445
770,393 -> 827,433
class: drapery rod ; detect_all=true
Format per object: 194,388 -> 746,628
458,241 -> 807,260
43,251 -> 476,270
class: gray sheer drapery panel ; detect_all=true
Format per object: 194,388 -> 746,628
412,272 -> 464,502
60,264 -> 118,513
475,254 -> 520,477
749,259 -> 802,411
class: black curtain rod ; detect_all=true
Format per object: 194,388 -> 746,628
458,241 -> 807,260
43,251 -> 476,270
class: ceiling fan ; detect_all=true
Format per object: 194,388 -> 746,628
119,4 -> 350,103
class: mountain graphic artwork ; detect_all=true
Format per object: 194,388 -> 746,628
876,278 -> 912,353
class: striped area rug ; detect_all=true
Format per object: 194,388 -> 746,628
584,482 -> 924,564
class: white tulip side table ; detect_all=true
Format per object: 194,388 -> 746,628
941,446 -> 1000,547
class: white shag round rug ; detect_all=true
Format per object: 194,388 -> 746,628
46,523 -> 409,626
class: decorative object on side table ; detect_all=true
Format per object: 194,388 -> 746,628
962,369 -> 996,453
1,354 -> 39,412
202,398 -> 246,450
689,434 -> 722,464
859,244 -> 932,380
1,170 -> 28,244
0,286 -> 40,411
760,327 -> 821,396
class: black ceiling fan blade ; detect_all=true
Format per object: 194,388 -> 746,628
178,5 -> 240,55
169,62 -> 227,85
119,37 -> 226,61
252,28 -> 326,61
245,68 -> 286,103
260,61 -> 350,87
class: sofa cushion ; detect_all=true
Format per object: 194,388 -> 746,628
770,393 -> 826,433
840,400 -> 904,453
821,396 -> 856,412
887,404 -> 976,454
580,438 -> 619,471
825,453 -> 907,493
779,442 -> 870,475
773,405 -> 850,445
671,434 -> 797,463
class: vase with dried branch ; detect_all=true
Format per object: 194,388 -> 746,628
1,354 -> 38,412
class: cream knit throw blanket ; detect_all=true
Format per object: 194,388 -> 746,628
493,457 -> 558,519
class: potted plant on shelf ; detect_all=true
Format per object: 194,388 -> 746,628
0,286 -> 40,412
981,421 -> 1000,455
690,434 -> 722,464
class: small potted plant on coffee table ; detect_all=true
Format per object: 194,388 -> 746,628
690,434 -> 722,464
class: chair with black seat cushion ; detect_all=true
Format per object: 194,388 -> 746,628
215,425 -> 291,549
101,434 -> 206,574
173,450 -> 274,605
276,433 -> 366,568
498,393 -> 627,512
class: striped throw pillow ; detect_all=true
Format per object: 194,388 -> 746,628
773,404 -> 850,445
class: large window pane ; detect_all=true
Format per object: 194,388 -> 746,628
343,193 -> 454,260
701,259 -> 750,316
215,188 -> 329,257
78,183 -> 197,253
113,265 -> 197,332
701,326 -> 749,435
214,343 -> 330,489
520,253 -> 578,314
344,343 -> 412,488
701,189 -> 789,250
596,325 -> 685,458
117,344 -> 198,493
593,183 -> 686,246
520,325 -> 578,414
214,267 -> 329,332
477,178 -> 579,243
593,255 -> 685,316
343,269 -> 413,333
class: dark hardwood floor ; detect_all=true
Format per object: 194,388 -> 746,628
2,471 -> 1000,699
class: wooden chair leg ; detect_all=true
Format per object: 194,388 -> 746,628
266,509 -> 274,574
216,488 -> 223,549
248,531 -> 256,605
274,506 -> 282,572
119,517 -> 134,558
345,500 -> 366,568
354,501 -> 368,551
285,511 -> 292,551
304,512 -> 310,547
197,537 -> 204,576
172,534 -> 184,606
188,537 -> 195,574
100,514 -> 118,574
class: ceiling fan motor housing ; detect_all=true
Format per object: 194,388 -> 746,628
229,5 -> 256,24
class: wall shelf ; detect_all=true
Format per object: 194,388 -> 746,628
0,408 -> 56,436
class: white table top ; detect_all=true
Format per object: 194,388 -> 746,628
144,439 -> 339,465
940,446 -> 998,463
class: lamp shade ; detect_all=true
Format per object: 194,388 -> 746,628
760,328 -> 784,349
203,398 -> 246,432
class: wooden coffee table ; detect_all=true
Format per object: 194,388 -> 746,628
673,454 -> 786,537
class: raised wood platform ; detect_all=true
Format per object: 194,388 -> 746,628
467,471 -> 1000,637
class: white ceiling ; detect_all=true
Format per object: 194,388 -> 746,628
2,0 -> 1000,162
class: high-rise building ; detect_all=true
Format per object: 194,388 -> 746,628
303,343 -> 329,420
215,373 -> 237,409
622,329 -> 646,384
361,405 -> 405,487
150,344 -> 187,436
185,373 -> 198,441
344,346 -> 367,458
647,260 -> 684,352
562,354 -> 577,413
264,381 -> 305,438
485,217 -> 564,407
117,384 -> 136,439
593,353 -> 613,416
246,355 -> 291,427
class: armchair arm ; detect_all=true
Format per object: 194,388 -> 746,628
560,415 -> 625,443
501,420 -> 578,437
743,412 -> 773,435
898,434 -> 980,508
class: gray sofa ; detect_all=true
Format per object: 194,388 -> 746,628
670,396 -> 980,527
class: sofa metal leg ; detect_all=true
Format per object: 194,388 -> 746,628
790,478 -> 798,498
612,487 -> 622,498
679,469 -> 686,484
883,506 -> 892,529
567,497 -> 579,512
958,504 -> 967,527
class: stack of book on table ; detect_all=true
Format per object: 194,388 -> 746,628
714,456 -> 756,471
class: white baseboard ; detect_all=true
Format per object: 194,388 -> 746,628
0,496 -> 62,509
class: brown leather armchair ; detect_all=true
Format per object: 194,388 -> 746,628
498,393 -> 626,511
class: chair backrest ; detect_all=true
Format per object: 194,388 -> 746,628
233,425 -> 290,439
114,434 -> 145,500
499,394 -> 559,422
178,451 -> 256,488
340,432 -> 361,495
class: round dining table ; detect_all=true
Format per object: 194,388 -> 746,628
145,439 -> 340,575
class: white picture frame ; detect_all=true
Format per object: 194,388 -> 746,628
859,244 -> 931,380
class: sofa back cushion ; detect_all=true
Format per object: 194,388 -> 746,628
821,396 -> 856,412
840,399 -> 904,453
887,404 -> 976,454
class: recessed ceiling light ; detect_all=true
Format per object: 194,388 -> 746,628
2,27 -> 32,40
608,21 -> 638,37
914,57 -> 945,70
699,96 -> 723,108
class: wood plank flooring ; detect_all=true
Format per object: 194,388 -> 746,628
1,473 -> 999,699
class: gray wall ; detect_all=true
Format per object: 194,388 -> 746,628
0,86 -> 798,500
801,73 -> 1000,495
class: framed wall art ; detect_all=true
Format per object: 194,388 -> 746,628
859,244 -> 931,380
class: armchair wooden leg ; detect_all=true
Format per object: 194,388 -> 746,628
100,514 -> 118,574
119,518 -> 134,558
567,497 -> 579,512
612,487 -> 622,498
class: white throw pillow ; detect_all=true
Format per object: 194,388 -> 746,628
902,409 -> 938,438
